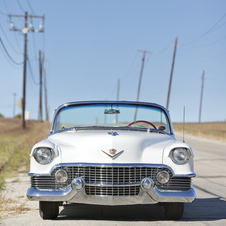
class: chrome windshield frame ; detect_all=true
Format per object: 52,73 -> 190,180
49,101 -> 174,136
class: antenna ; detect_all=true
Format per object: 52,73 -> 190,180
183,106 -> 185,143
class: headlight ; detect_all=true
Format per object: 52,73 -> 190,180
157,171 -> 170,184
55,169 -> 68,183
169,148 -> 192,165
33,147 -> 55,164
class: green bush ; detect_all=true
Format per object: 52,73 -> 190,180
14,114 -> 21,119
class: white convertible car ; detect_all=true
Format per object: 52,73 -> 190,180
27,101 -> 196,220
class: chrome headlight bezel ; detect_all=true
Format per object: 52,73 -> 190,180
169,148 -> 192,165
33,147 -> 55,165
156,171 -> 170,184
55,169 -> 68,183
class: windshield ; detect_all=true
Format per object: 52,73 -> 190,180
53,103 -> 171,133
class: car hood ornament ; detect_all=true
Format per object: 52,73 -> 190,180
101,149 -> 124,160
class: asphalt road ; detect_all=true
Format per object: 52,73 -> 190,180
1,132 -> 226,225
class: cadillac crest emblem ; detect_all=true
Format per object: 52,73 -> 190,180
101,148 -> 124,160
109,149 -> 117,155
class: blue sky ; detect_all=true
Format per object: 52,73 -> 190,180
0,0 -> 226,122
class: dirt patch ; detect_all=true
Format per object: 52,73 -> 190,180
0,167 -> 38,220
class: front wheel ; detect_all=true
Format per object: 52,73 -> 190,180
163,202 -> 184,220
39,201 -> 59,220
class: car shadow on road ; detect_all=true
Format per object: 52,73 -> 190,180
56,197 -> 226,222
184,197 -> 226,221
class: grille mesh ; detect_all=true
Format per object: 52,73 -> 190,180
31,165 -> 192,196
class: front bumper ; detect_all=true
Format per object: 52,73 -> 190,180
27,186 -> 196,205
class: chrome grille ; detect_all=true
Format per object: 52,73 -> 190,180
66,166 -> 165,185
31,165 -> 192,196
85,185 -> 140,196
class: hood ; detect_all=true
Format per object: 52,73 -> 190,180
48,130 -> 175,164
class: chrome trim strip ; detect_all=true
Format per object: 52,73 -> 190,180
27,186 -> 196,204
28,163 -> 175,177
85,183 -> 140,187
148,187 -> 196,203
173,173 -> 196,178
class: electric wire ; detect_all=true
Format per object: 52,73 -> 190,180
26,0 -> 36,15
183,36 -> 226,48
153,41 -> 173,56
122,51 -> 139,80
32,32 -> 37,58
0,9 -> 7,16
0,37 -> 23,65
181,12 -> 226,46
17,0 -> 25,13
3,0 -> 9,13
27,57 -> 39,85
0,23 -> 23,55
13,31 -> 23,52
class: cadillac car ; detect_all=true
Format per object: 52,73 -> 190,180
27,101 -> 196,220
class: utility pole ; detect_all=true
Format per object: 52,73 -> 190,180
43,68 -> 49,122
8,12 -> 44,128
134,50 -> 151,121
199,70 -> 205,123
22,11 -> 28,128
116,79 -> 120,123
166,36 -> 178,110
13,93 -> 16,118
38,50 -> 43,122
117,79 -> 120,101
136,50 -> 151,102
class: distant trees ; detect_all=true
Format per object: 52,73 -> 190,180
14,114 -> 21,119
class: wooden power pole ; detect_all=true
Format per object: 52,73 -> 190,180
38,50 -> 43,122
43,68 -> 49,122
199,70 -> 205,123
134,50 -> 151,121
166,36 -> 178,110
8,12 -> 44,128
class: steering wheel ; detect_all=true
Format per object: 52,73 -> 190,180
128,120 -> 157,129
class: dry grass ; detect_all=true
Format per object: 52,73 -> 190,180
173,122 -> 226,142
0,119 -> 50,189
0,119 -> 50,219
0,194 -> 30,219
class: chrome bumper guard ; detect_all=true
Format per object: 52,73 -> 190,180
27,186 -> 196,205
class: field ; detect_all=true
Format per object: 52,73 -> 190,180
173,122 -> 226,142
0,119 -> 50,218
0,119 -> 50,189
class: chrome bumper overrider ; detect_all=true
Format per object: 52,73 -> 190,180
27,186 -> 196,205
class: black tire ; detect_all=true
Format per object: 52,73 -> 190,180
163,202 -> 184,220
39,201 -> 59,220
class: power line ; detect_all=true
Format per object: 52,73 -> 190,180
0,37 -> 23,65
3,0 -> 9,13
31,32 -> 37,58
181,12 -> 226,46
183,36 -> 226,49
26,0 -> 36,15
27,57 -> 39,85
0,23 -> 23,55
17,0 -> 25,13
122,52 -> 139,80
13,31 -> 23,51
0,9 -> 7,16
